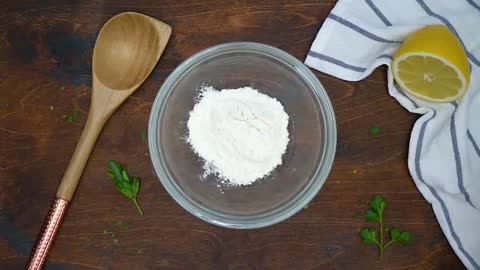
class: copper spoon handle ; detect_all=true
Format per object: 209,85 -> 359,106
26,198 -> 69,270
25,110 -> 106,270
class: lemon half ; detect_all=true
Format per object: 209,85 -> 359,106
392,25 -> 470,103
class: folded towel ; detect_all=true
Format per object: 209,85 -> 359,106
305,0 -> 480,268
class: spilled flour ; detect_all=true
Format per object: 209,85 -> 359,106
187,86 -> 290,185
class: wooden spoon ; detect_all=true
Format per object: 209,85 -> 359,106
27,12 -> 171,270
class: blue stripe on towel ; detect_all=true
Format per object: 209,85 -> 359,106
466,0 -> 480,13
415,110 -> 480,270
450,102 -> 475,208
365,0 -> 393,26
307,51 -> 367,72
467,130 -> 480,158
327,14 -> 400,43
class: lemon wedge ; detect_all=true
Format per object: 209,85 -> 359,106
392,25 -> 470,103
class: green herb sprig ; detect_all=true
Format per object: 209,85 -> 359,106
107,160 -> 143,215
369,127 -> 380,135
141,130 -> 147,141
360,195 -> 411,258
63,109 -> 79,123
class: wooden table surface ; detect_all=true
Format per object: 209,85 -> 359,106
1,0 -> 466,269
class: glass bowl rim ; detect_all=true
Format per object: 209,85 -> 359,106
148,42 -> 337,229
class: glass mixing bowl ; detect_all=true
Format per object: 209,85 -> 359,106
148,42 -> 336,228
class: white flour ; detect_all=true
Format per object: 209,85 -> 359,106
187,86 -> 290,185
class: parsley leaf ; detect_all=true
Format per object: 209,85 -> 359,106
369,195 -> 386,214
359,195 -> 411,259
390,228 -> 401,240
360,228 -> 378,244
365,209 -> 378,222
397,231 -> 412,244
63,109 -> 79,123
107,160 -> 143,215
141,130 -> 147,141
369,127 -> 380,135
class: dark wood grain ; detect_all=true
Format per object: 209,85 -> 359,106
0,0 -> 465,269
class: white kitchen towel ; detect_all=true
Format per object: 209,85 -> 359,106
305,0 -> 480,269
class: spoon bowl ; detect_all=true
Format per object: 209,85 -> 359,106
93,12 -> 165,90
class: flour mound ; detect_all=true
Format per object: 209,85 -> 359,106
187,86 -> 290,185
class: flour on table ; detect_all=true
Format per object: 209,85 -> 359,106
187,86 -> 290,186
